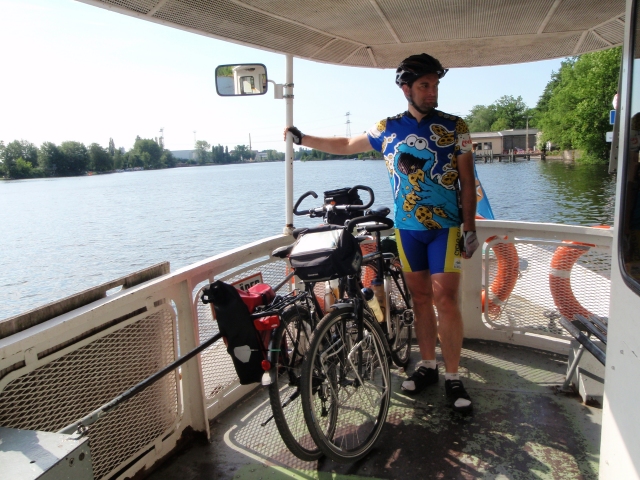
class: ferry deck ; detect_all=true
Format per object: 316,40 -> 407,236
149,342 -> 602,480
2,0 -> 639,478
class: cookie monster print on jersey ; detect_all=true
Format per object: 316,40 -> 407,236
367,110 -> 472,230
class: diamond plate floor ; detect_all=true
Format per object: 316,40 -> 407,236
148,339 -> 601,480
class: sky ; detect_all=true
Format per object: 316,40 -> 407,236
0,0 -> 565,152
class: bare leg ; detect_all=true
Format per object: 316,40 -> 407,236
431,272 -> 463,374
403,270 -> 437,361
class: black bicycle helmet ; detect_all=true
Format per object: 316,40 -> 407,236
395,53 -> 448,87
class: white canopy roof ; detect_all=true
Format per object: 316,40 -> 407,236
79,0 -> 625,68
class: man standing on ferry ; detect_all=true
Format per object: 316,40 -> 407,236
284,53 -> 479,413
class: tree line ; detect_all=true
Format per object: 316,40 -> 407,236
295,148 -> 383,161
464,47 -> 621,163
193,141 -> 285,164
0,136 -> 284,179
0,137 -> 178,179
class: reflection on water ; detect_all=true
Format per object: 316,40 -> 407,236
0,159 -> 615,319
478,160 -> 616,226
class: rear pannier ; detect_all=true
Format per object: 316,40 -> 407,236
289,226 -> 362,282
201,280 -> 276,385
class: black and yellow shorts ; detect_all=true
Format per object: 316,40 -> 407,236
395,227 -> 462,274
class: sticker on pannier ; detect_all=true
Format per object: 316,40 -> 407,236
289,227 -> 362,282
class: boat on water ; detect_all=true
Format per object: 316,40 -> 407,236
0,1 -> 637,479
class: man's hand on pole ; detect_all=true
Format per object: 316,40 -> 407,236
283,126 -> 304,145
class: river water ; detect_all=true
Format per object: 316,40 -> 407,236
0,159 -> 616,320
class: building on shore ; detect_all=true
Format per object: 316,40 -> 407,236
471,129 -> 540,154
171,150 -> 196,161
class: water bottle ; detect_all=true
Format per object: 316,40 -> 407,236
370,278 -> 386,321
362,287 -> 384,322
324,281 -> 334,309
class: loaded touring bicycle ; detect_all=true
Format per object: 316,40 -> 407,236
1,0 -> 640,478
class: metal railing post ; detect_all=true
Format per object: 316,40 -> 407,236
284,54 -> 294,235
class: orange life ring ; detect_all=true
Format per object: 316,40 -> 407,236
548,226 -> 610,320
482,236 -> 519,316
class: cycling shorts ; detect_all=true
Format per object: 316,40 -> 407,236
395,227 -> 462,274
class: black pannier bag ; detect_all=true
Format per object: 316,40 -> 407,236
323,187 -> 363,226
289,225 -> 362,282
202,280 -> 264,385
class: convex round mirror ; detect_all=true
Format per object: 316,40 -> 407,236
215,64 -> 268,96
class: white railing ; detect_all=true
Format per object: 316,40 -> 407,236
0,222 -> 612,479
463,221 -> 613,354
0,234 -> 290,480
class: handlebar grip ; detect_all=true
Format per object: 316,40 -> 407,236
293,190 -> 318,216
348,185 -> 375,210
345,215 -> 394,232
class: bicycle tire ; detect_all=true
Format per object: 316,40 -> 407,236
362,260 -> 413,369
300,307 -> 391,463
268,304 -> 324,461
387,261 -> 413,368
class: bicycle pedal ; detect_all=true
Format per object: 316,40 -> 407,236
402,309 -> 415,326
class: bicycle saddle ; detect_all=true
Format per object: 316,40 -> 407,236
271,244 -> 294,258
365,206 -> 391,217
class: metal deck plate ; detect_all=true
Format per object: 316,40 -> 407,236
0,427 -> 93,480
148,340 -> 601,480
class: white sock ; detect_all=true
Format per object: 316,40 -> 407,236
401,359 -> 436,391
445,373 -> 471,408
417,359 -> 437,370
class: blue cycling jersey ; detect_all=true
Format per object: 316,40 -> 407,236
367,110 -> 472,230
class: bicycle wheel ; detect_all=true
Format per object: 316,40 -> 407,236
301,307 -> 391,463
387,260 -> 413,368
268,304 -> 323,461
362,260 -> 413,369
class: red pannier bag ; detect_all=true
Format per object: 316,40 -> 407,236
237,283 -> 277,315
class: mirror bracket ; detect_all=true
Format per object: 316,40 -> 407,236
268,80 -> 284,99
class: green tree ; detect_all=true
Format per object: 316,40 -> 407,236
2,140 -> 39,174
131,138 -> 162,169
12,157 -> 35,178
537,48 -> 621,162
161,150 -> 176,168
129,152 -> 144,168
233,145 -> 253,161
465,104 -> 498,132
0,141 -> 5,176
108,138 -> 116,156
217,66 -> 233,77
38,142 -> 63,176
58,141 -> 89,176
265,149 -> 285,161
88,143 -> 113,172
211,145 -> 221,163
492,95 -> 530,130
195,140 -> 211,164
113,150 -> 124,170
490,117 -> 510,132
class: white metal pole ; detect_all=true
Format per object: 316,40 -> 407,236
284,54 -> 295,235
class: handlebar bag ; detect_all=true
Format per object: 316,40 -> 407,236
289,226 -> 362,282
323,187 -> 363,226
202,280 -> 265,385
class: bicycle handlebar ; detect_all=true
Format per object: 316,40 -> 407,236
292,190 -> 319,216
292,185 -> 375,218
